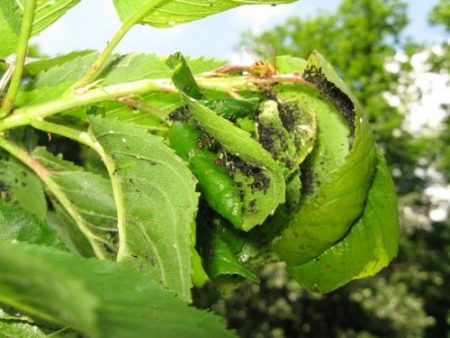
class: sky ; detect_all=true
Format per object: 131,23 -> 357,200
31,0 -> 446,60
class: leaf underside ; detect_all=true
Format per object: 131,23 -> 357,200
89,117 -> 198,302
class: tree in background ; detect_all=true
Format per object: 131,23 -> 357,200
202,0 -> 450,336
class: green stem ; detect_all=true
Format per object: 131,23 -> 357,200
30,119 -> 94,148
0,135 -> 107,259
93,135 -> 128,263
0,78 -> 176,131
74,0 -> 167,89
0,0 -> 37,117
0,73 -> 308,132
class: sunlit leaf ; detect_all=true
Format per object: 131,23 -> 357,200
89,117 -> 198,302
289,151 -> 399,292
273,52 -> 376,264
112,0 -> 297,28
0,0 -> 81,58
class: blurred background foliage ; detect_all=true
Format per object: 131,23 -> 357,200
194,0 -> 450,337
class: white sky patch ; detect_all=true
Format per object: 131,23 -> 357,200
31,0 -> 120,55
404,72 -> 450,133
425,185 -> 450,223
385,48 -> 450,135
232,5 -> 291,34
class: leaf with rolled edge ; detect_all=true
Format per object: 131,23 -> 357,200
272,57 -> 317,175
166,52 -> 203,99
166,53 -> 285,231
0,151 -> 47,221
0,240 -> 235,338
30,147 -> 118,258
273,51 -> 377,265
112,0 -> 297,28
183,95 -> 286,231
205,235 -> 259,283
255,97 -> 316,177
0,0 -> 81,59
0,200 -> 60,247
289,150 -> 399,293
89,117 -> 198,302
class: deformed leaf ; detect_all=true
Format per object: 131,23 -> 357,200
0,240 -> 235,338
289,150 -> 399,292
166,53 -> 285,231
205,235 -> 258,283
273,52 -> 377,265
89,117 -> 198,302
183,95 -> 286,231
112,0 -> 297,28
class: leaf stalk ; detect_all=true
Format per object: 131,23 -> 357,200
0,0 -> 37,117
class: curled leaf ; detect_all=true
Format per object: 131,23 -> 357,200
273,52 -> 377,265
289,151 -> 399,292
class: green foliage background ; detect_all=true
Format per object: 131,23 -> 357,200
193,0 -> 450,337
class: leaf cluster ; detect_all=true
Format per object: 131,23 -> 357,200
0,0 -> 400,336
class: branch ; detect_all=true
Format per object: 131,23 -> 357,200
0,72 -> 313,132
0,0 -> 37,117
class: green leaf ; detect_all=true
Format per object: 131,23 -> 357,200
112,0 -> 297,28
16,52 -> 99,106
273,51 -> 377,264
31,147 -> 117,258
25,50 -> 95,76
0,200 -> 59,246
0,242 -> 99,337
0,151 -> 47,221
272,57 -> 317,174
166,52 -> 203,99
89,117 -> 198,302
0,320 -> 47,338
166,52 -> 285,231
289,150 -> 399,293
16,52 -> 224,115
183,95 -> 286,231
0,240 -> 235,338
0,309 -> 50,338
0,1 -> 22,60
205,235 -> 259,283
0,0 -> 81,58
